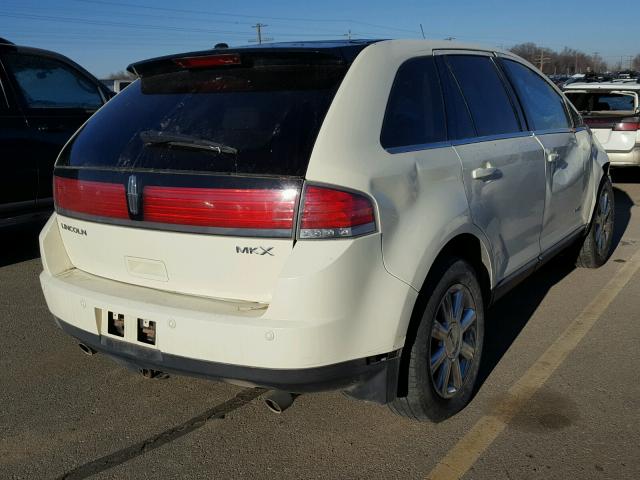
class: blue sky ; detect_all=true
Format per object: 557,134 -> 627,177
1,0 -> 635,77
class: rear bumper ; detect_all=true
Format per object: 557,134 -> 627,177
607,148 -> 640,166
39,214 -> 416,402
54,317 -> 399,402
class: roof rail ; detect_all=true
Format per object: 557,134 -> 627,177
0,37 -> 15,45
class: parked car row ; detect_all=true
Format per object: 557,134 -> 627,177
0,34 -> 624,420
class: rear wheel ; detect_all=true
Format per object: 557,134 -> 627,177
577,176 -> 615,268
389,257 -> 484,422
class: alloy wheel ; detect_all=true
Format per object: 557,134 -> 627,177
594,188 -> 613,257
428,284 -> 478,399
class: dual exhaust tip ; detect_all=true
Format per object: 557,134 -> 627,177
78,343 -> 296,414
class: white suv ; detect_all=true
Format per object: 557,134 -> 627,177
39,40 -> 613,421
564,82 -> 640,167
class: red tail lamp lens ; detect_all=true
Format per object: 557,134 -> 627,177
613,121 -> 640,131
54,177 -> 128,219
143,186 -> 299,231
298,186 -> 375,239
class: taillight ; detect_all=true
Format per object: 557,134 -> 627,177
613,120 -> 640,131
143,186 -> 299,234
585,118 -> 611,128
54,177 -> 128,219
173,54 -> 241,69
298,185 -> 376,239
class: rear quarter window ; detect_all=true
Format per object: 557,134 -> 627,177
380,56 -> 446,149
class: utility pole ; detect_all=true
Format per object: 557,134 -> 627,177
538,49 -> 551,73
444,36 -> 455,41
252,23 -> 267,45
592,51 -> 600,72
249,23 -> 272,45
344,29 -> 352,40
419,24 -> 426,39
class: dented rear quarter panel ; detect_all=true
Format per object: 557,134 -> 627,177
306,41 -> 496,292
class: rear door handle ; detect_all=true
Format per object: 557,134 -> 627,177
472,167 -> 500,180
547,152 -> 560,163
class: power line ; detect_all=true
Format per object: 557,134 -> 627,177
0,11 -> 252,36
3,2 -> 371,37
0,11 -> 395,40
69,0 -> 420,34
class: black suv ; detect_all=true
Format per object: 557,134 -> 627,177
0,38 -> 112,226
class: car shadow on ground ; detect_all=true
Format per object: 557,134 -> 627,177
611,168 -> 640,184
0,218 -> 48,268
476,185 -> 634,389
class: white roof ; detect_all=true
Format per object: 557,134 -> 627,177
564,82 -> 640,91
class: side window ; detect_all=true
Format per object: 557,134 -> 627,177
434,56 -> 476,140
381,56 -> 446,149
501,59 -> 570,131
3,53 -> 102,109
446,55 -> 521,137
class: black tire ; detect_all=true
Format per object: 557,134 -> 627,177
577,176 -> 615,269
389,257 -> 484,422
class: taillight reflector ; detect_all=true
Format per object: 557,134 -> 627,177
298,186 -> 375,239
585,118 -> 611,128
54,177 -> 128,219
173,54 -> 241,69
143,186 -> 299,231
613,121 -> 640,131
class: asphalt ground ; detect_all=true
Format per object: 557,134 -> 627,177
1,169 -> 639,480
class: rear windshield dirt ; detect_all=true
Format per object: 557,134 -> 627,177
57,62 -> 347,176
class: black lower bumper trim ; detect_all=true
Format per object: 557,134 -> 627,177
55,318 -> 400,404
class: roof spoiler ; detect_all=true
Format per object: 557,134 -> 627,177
127,48 -> 347,78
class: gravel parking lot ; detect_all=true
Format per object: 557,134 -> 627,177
1,171 -> 639,480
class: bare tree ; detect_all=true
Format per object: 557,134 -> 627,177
509,43 -> 637,74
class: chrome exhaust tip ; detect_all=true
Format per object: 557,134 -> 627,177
78,343 -> 97,356
264,391 -> 296,414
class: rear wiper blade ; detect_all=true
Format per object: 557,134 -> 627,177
140,130 -> 238,155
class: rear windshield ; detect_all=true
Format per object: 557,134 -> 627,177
565,91 -> 637,112
57,60 -> 347,176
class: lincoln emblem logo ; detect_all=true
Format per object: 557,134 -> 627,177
127,174 -> 139,216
